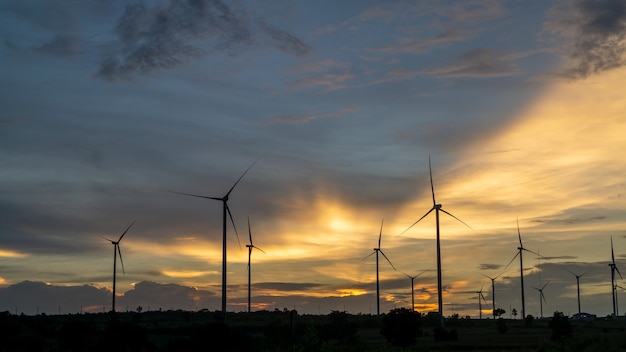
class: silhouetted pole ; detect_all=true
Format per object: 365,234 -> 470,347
435,206 -> 443,326
490,278 -> 496,319
410,277 -> 415,311
519,247 -> 525,319
221,201 -> 227,317
611,265 -> 617,316
576,276 -> 581,314
112,245 -> 117,312
247,246 -> 252,313
376,249 -> 380,315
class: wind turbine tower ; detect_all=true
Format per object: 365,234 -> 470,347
565,268 -> 588,315
532,281 -> 550,319
365,219 -> 397,315
402,270 -> 427,312
610,236 -> 622,317
100,221 -> 134,313
513,219 -> 538,320
246,217 -> 265,313
402,156 -> 471,326
172,161 -> 257,317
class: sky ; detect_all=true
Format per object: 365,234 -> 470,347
1,0 -> 626,318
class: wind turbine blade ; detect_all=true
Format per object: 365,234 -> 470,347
564,267 -> 577,277
117,245 -> 125,274
481,273 -> 495,280
616,266 -> 623,280
400,208 -> 435,235
253,246 -> 266,254
580,270 -> 589,277
502,251 -> 520,272
428,155 -> 436,206
517,218 -> 522,246
363,251 -> 376,260
98,235 -> 114,243
378,219 -> 384,248
439,209 -> 472,230
169,191 -> 214,199
226,204 -> 241,249
542,281 -> 550,290
541,291 -> 546,303
480,292 -> 487,303
522,247 -> 541,257
611,236 -> 616,264
225,160 -> 258,198
379,250 -> 397,271
248,217 -> 253,245
118,221 -> 135,242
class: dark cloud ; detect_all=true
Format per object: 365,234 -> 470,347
97,0 -> 312,81
531,216 -> 606,225
479,263 -> 503,270
0,281 -> 109,315
120,281 -> 217,311
547,0 -> 626,78
38,34 -> 81,56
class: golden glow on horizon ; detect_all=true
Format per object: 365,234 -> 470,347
0,249 -> 28,258
161,270 -> 218,278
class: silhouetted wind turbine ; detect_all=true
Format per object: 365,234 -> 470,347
507,219 -> 539,320
172,160 -> 257,317
401,156 -> 471,326
532,281 -> 549,318
365,219 -> 397,315
401,270 -> 427,312
475,286 -> 487,320
481,271 -> 507,319
100,221 -> 134,313
246,217 -> 265,313
564,268 -> 588,315
609,236 -> 622,317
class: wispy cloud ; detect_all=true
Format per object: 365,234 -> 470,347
97,1 -> 312,81
424,48 -> 519,78
545,0 -> 626,79
264,106 -> 359,125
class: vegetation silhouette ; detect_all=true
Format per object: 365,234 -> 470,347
380,307 -> 423,347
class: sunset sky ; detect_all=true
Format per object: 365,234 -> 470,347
1,0 -> 626,318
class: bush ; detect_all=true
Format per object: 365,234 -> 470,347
549,311 -> 573,340
433,326 -> 458,341
524,314 -> 535,327
380,308 -> 423,347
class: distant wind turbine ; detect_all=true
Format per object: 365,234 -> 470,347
401,270 -> 428,312
401,156 -> 471,326
100,221 -> 134,313
475,286 -> 487,320
481,270 -> 507,319
507,219 -> 539,320
246,217 -> 265,313
564,268 -> 588,315
365,219 -> 397,315
609,236 -> 622,317
532,281 -> 550,319
172,160 -> 257,317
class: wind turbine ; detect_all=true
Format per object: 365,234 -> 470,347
100,221 -> 134,313
481,270 -> 507,319
401,270 -> 428,312
172,160 -> 257,317
475,286 -> 487,320
246,217 -> 265,313
365,219 -> 397,315
532,281 -> 550,319
564,268 -> 588,315
401,156 -> 471,326
609,236 -> 622,317
507,219 -> 539,320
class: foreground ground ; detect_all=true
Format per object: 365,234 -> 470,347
1,309 -> 626,351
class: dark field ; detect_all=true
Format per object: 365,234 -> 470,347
2,309 -> 626,351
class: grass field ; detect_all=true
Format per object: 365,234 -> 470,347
2,310 -> 626,351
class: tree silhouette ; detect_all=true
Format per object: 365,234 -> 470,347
380,308 -> 423,347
